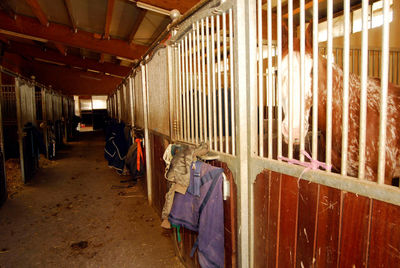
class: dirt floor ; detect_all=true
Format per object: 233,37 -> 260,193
0,132 -> 183,268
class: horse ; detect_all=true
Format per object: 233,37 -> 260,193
280,22 -> 400,185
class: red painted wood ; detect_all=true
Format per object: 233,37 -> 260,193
267,171 -> 281,268
278,174 -> 299,266
253,170 -> 270,268
25,0 -> 49,26
339,192 -> 371,267
296,180 -> 319,268
104,0 -> 116,39
139,0 -> 198,13
315,185 -> 341,267
5,41 -> 130,76
24,60 -> 121,95
0,11 -> 147,59
369,200 -> 400,267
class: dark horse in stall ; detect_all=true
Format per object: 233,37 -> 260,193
280,23 -> 400,185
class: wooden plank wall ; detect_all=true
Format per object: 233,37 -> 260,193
150,135 -> 238,268
253,169 -> 400,267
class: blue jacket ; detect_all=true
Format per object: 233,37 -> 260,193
169,161 -> 224,268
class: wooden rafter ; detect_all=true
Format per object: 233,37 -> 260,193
104,0 -> 116,39
0,11 -> 147,59
25,0 -> 49,26
54,42 -> 67,56
28,60 -> 122,95
5,41 -> 130,76
0,35 -> 9,44
99,53 -> 105,63
63,0 -> 77,33
136,0 -> 198,14
128,9 -> 147,45
0,0 -> 16,20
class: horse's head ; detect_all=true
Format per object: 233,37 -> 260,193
281,22 -> 314,144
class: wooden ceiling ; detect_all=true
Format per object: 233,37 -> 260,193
0,0 -> 200,95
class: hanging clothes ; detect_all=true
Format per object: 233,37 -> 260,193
104,122 -> 129,174
168,161 -> 224,268
125,138 -> 145,182
161,143 -> 208,227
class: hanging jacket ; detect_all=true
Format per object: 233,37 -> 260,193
104,122 -> 128,174
161,143 -> 208,226
169,161 -> 224,268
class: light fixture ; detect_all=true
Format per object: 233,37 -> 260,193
135,1 -> 171,16
0,29 -> 48,43
116,56 -> 136,63
34,58 -> 65,66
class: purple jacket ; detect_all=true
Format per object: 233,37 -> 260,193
169,161 -> 224,268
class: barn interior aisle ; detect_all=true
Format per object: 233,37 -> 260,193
0,131 -> 183,268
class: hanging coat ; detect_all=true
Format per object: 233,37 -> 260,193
169,161 -> 224,268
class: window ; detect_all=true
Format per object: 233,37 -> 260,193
318,0 -> 393,42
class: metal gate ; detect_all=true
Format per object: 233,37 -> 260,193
107,0 -> 400,267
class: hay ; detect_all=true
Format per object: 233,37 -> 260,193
5,159 -> 23,199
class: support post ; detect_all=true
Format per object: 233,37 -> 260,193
141,63 -> 152,205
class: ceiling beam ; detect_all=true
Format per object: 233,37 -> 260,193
104,0 -> 115,39
25,0 -> 49,26
4,41 -> 130,76
54,42 -> 67,56
128,9 -> 146,45
27,60 -> 121,95
0,0 -> 16,20
63,0 -> 77,33
0,35 -> 9,44
0,11 -> 147,59
135,0 -> 198,14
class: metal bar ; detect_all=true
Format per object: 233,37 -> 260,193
211,16 -> 218,151
217,14 -> 223,152
193,26 -> 199,144
229,9 -> 235,156
288,0 -> 293,159
299,0 -> 305,162
326,0 -> 333,167
15,79 -> 26,183
141,63 -> 152,204
377,0 -> 390,184
129,77 -> 134,126
206,17 -> 213,150
341,0 -> 350,176
312,0 -> 319,159
397,52 -> 399,85
267,0 -> 273,159
277,0 -> 283,160
235,0 -> 251,265
196,21 -> 203,142
391,52 -> 394,84
358,0 -> 368,179
41,88 -> 48,159
167,45 -> 175,138
257,0 -> 264,157
178,43 -> 183,140
185,37 -> 190,142
189,32 -> 195,143
223,12 -> 229,154
201,19 -> 207,145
